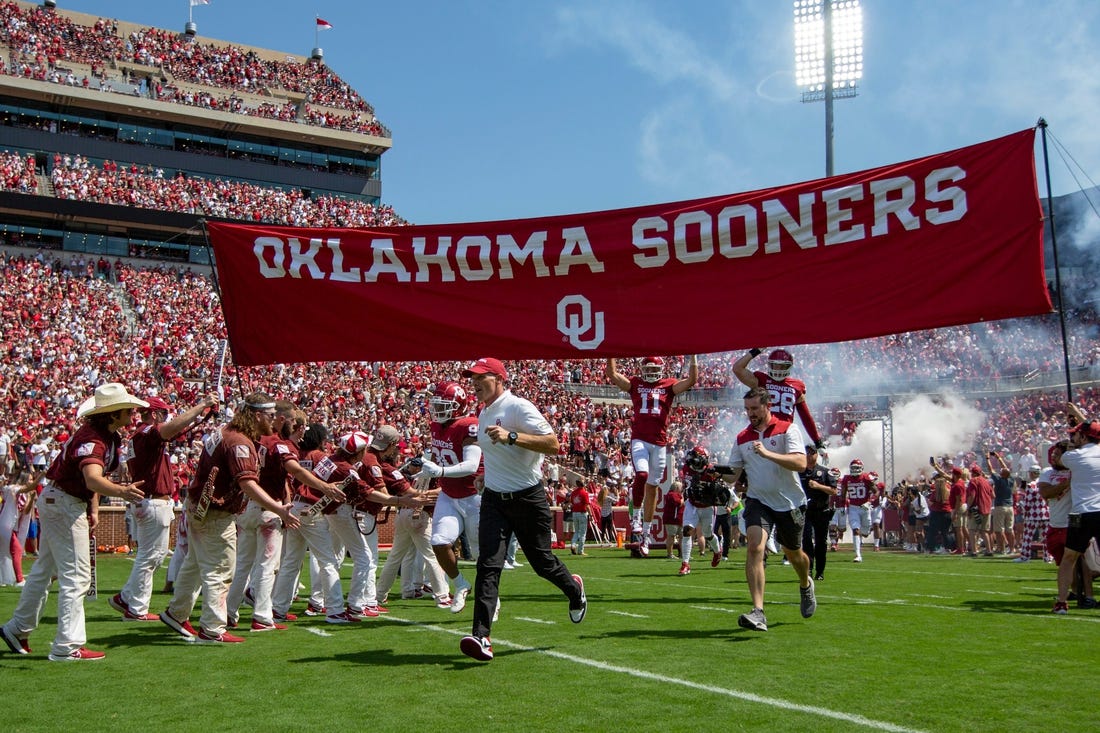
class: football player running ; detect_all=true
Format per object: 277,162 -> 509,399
839,459 -> 877,562
731,348 -> 824,448
606,355 -> 698,557
677,447 -> 727,576
418,381 -> 483,614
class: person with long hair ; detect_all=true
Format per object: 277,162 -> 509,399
160,392 -> 301,644
1,383 -> 147,661
226,401 -> 342,630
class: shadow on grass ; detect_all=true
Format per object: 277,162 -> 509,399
291,646 -> 536,667
958,598 -> 1065,615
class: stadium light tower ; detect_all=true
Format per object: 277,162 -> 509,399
794,0 -> 863,177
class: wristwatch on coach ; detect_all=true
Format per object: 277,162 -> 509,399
507,431 -> 518,445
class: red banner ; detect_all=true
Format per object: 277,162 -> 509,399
207,129 -> 1050,366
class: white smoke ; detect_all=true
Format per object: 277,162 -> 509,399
825,394 -> 985,484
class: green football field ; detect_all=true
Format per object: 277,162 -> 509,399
1,546 -> 1094,732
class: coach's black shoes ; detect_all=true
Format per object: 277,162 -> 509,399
569,574 -> 587,624
460,635 -> 493,661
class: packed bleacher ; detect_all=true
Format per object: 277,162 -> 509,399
2,246 -> 1098,493
46,152 -> 407,227
0,0 -> 388,137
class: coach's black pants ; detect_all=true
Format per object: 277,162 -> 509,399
472,484 -> 581,638
802,505 -> 832,577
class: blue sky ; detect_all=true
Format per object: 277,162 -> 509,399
63,0 -> 1100,225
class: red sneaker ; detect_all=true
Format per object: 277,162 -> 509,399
48,647 -> 106,662
250,620 -> 288,632
273,611 -> 298,622
197,629 -> 246,643
160,609 -> 198,639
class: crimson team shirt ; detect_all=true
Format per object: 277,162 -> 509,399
128,421 -> 174,498
627,376 -> 679,446
313,453 -> 370,516
259,434 -> 299,504
190,427 -> 260,513
840,474 -> 877,507
430,416 -> 480,499
753,370 -> 821,445
46,421 -> 122,503
293,447 -> 326,502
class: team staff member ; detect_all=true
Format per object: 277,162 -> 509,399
798,444 -> 838,581
459,358 -> 586,662
1,383 -> 147,661
725,387 -> 816,632
1053,406 -> 1100,614
159,393 -> 301,643
111,393 -> 218,623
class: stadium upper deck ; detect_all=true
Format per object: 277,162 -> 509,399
0,0 -> 396,262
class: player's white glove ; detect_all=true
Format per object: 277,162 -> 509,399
414,472 -> 434,492
419,459 -> 444,479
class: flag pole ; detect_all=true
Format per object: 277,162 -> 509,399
1037,118 -> 1073,403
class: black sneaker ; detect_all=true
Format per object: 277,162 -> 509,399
460,635 -> 493,661
569,574 -> 587,623
1077,597 -> 1099,609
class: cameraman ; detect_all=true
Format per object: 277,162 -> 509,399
798,444 -> 836,581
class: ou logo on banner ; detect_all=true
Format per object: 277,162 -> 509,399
557,294 -> 605,350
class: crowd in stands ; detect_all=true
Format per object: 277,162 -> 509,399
0,150 -> 36,194
0,1 -> 387,137
42,152 -> 406,227
1,247 -> 1098,504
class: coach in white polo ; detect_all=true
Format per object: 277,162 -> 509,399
726,386 -> 816,633
458,357 -> 586,662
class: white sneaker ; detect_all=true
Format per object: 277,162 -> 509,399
853,556 -> 863,563
503,561 -> 516,570
451,578 -> 471,614
638,536 -> 650,558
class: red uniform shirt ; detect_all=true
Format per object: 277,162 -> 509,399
190,427 -> 260,514
627,376 -> 679,446
128,422 -> 174,498
430,416 -> 480,499
258,434 -> 299,504
752,370 -> 821,445
840,474 -> 876,507
312,453 -> 368,515
46,421 -> 121,503
294,447 -> 326,501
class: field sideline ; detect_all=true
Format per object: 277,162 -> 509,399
1,546 -> 1094,732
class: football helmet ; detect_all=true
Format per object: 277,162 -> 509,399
767,349 -> 794,381
640,356 -> 664,383
429,381 -> 470,423
849,459 -> 864,477
685,446 -> 709,473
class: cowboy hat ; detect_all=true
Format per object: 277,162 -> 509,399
77,383 -> 149,418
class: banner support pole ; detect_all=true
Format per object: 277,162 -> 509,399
1037,119 -> 1073,404
200,219 -> 248,402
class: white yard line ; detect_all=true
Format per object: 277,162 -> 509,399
389,616 -> 927,733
